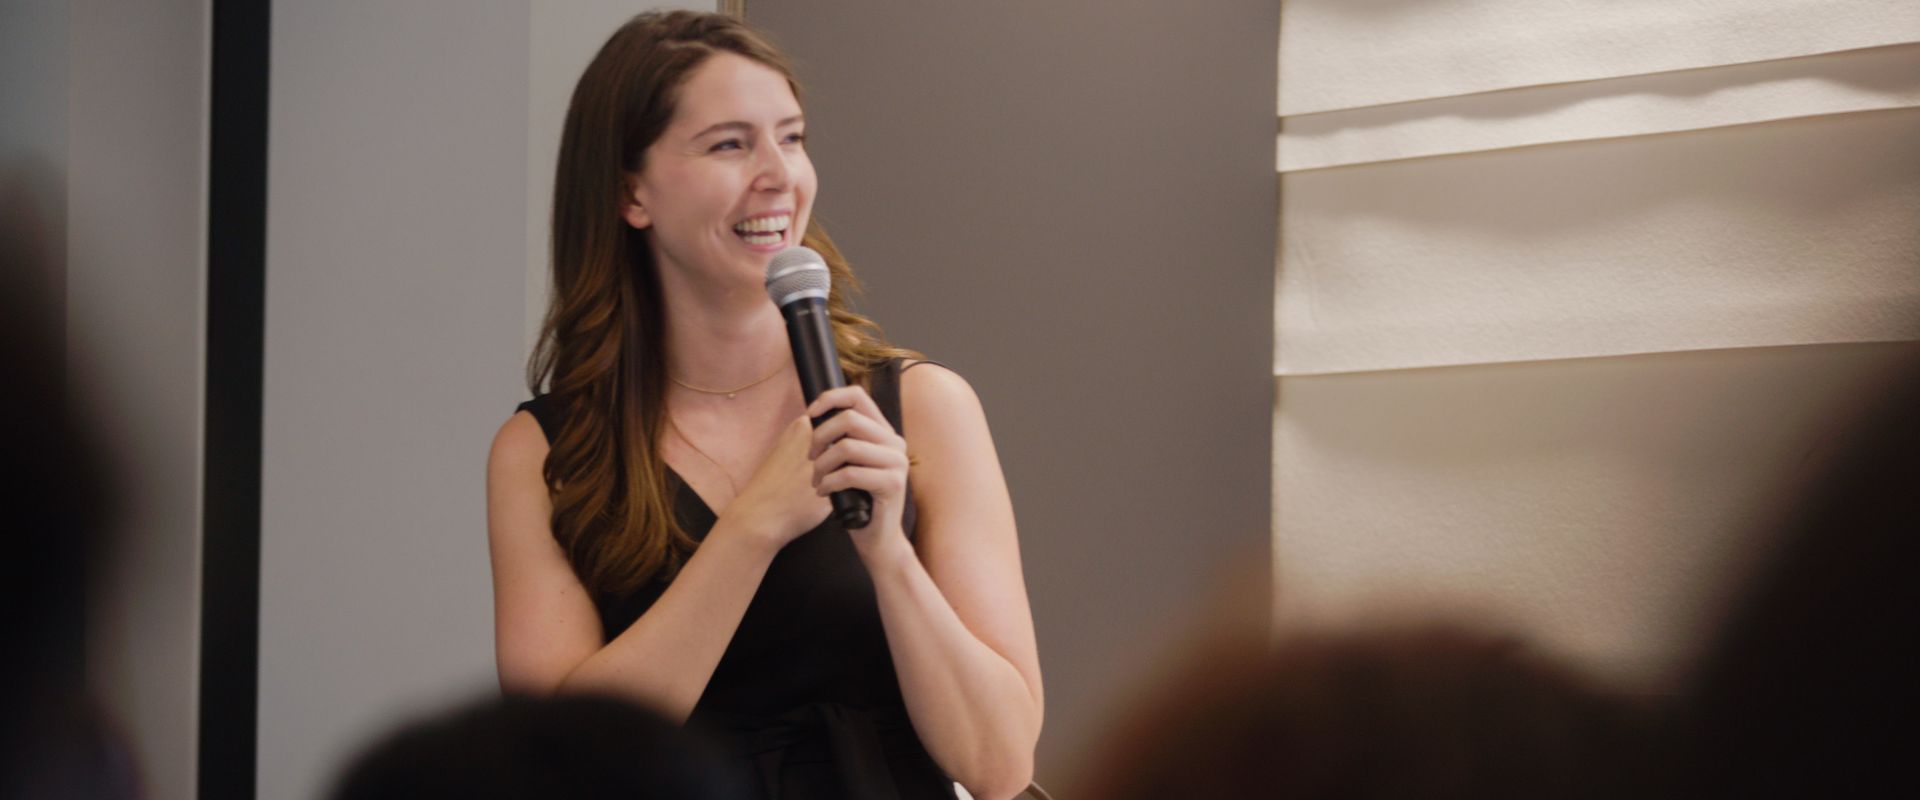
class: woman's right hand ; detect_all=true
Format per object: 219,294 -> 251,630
719,414 -> 833,552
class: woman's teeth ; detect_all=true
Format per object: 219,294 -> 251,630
733,214 -> 790,246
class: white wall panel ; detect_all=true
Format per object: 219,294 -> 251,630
1280,0 -> 1920,115
1278,108 -> 1920,376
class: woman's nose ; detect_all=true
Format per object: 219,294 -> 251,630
751,136 -> 794,191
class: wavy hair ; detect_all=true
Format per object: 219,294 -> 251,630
528,10 -> 916,603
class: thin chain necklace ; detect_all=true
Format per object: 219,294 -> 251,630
670,361 -> 785,399
665,414 -> 739,499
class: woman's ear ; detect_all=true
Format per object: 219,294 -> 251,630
621,174 -> 652,230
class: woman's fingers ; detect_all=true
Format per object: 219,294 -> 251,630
808,407 -> 899,459
815,464 -> 905,497
806,385 -> 909,503
812,437 -> 909,487
807,385 -> 886,427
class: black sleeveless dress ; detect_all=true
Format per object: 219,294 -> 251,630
515,357 -> 956,799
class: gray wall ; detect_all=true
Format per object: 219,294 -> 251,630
748,1 -> 1280,781
261,2 -> 528,797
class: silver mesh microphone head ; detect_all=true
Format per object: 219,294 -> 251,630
765,246 -> 831,307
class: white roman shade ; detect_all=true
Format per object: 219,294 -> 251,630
1273,0 -> 1920,685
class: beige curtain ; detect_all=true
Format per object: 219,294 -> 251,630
1273,0 -> 1920,686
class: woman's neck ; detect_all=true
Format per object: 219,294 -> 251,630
657,269 -> 794,396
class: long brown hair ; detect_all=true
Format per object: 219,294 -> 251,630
528,10 -> 916,603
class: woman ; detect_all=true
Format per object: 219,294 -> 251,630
485,11 -> 1042,799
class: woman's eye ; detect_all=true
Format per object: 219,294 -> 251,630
783,132 -> 807,145
709,139 -> 743,153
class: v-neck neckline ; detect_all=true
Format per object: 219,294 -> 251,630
665,464 -> 722,530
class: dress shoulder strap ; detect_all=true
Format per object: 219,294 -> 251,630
514,394 -> 562,443
868,359 -> 907,435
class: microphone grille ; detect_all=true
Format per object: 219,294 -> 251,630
765,246 -> 831,304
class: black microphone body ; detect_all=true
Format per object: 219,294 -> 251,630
770,256 -> 873,529
782,296 -> 845,406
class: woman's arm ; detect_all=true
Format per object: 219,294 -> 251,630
486,411 -> 818,722
808,365 -> 1044,800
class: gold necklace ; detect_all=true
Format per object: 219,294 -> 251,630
670,362 -> 785,399
665,414 -> 739,499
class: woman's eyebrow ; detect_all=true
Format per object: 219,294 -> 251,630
690,115 -> 806,139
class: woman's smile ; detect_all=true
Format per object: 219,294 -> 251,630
732,210 -> 792,251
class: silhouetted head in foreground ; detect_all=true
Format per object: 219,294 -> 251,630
330,693 -> 747,800
1673,361 -> 1920,797
1080,624 -> 1650,800
2,167 -> 139,800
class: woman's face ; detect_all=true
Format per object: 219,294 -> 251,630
624,52 -> 815,289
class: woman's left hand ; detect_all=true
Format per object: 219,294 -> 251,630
807,385 -> 910,556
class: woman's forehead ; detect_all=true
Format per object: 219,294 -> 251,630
672,52 -> 801,130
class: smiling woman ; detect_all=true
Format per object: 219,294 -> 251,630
486,11 -> 1043,800
621,52 -> 815,275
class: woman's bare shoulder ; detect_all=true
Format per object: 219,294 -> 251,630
900,359 -> 980,417
490,410 -> 550,477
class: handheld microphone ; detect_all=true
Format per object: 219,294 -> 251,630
765,246 -> 872,529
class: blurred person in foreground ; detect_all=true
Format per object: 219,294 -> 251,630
1072,354 -> 1920,799
486,10 -> 1040,799
1670,358 -> 1920,797
329,693 -> 747,800
1,171 -> 141,798
1074,623 -> 1653,799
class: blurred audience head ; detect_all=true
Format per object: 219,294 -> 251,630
1078,623 -> 1651,800
329,692 -> 747,800
2,168 -> 137,798
1673,361 -> 1920,797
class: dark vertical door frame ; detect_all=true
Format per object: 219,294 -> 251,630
202,0 -> 268,797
